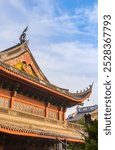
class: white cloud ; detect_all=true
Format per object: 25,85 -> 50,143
30,39 -> 98,117
87,4 -> 98,23
32,40 -> 98,110
0,0 -> 98,41
75,3 -> 98,23
0,0 -> 98,115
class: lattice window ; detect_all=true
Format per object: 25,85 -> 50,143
14,101 -> 18,109
4,98 -> 10,108
0,97 -> 10,108
14,101 -> 45,116
37,107 -> 44,116
32,106 -> 45,116
0,97 -> 4,107
48,110 -> 58,120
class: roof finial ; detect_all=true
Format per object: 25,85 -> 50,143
19,26 -> 28,44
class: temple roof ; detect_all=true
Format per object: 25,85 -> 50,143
0,41 -> 93,106
0,42 -> 49,82
67,105 -> 98,121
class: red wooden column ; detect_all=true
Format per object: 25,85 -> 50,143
63,107 -> 67,127
63,107 -> 67,121
45,102 -> 50,117
10,91 -> 17,109
58,107 -> 63,121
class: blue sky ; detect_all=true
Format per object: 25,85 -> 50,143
0,0 -> 98,115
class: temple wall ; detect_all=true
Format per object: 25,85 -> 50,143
0,88 -> 65,121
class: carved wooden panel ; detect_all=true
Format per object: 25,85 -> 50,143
0,97 -> 10,108
48,110 -> 58,120
0,97 -> 4,107
13,101 -> 45,116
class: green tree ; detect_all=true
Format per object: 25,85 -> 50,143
85,120 -> 98,150
68,143 -> 85,150
68,120 -> 98,150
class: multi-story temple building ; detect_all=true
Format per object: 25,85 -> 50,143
0,29 -> 92,150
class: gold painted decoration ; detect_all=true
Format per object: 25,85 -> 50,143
14,62 -> 37,77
